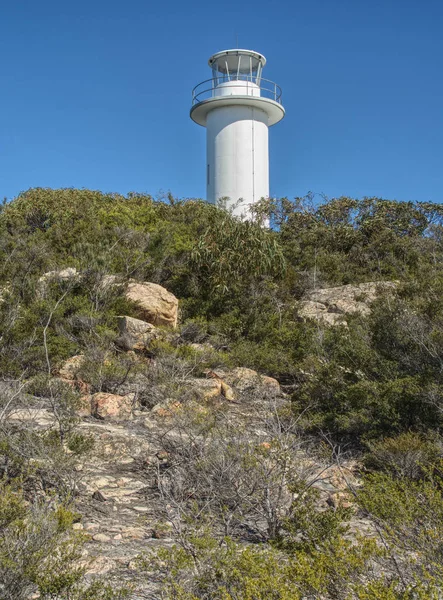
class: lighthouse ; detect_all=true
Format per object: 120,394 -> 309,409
190,49 -> 285,217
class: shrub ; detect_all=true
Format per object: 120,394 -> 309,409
0,483 -> 128,600
363,432 -> 443,479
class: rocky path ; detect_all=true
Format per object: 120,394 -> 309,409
8,392 -> 375,599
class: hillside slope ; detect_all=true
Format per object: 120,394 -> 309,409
1,189 -> 443,599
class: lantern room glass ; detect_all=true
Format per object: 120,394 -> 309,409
210,53 -> 263,86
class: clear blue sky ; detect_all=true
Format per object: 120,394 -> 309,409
1,0 -> 442,203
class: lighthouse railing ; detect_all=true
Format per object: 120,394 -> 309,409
192,76 -> 282,106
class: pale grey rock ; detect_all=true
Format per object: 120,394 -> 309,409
298,301 -> 346,326
116,315 -> 158,351
298,281 -> 398,326
218,367 -> 280,394
7,408 -> 55,427
92,533 -> 111,542
183,378 -> 222,400
39,267 -> 79,283
80,555 -> 117,575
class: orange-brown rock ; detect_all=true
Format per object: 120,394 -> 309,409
77,395 -> 92,417
58,355 -> 85,380
91,392 -> 134,420
206,370 -> 236,400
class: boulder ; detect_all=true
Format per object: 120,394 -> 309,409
326,492 -> 354,510
298,301 -> 345,326
125,282 -> 178,328
151,401 -> 182,418
52,377 -> 91,398
116,316 -> 158,351
58,354 -> 85,380
91,392 -> 134,420
93,533 -> 111,542
79,555 -> 117,576
189,342 -> 213,352
205,371 -> 236,401
77,394 -> 92,417
220,380 -> 235,401
184,378 -> 222,401
39,267 -> 79,284
222,367 -> 280,394
299,282 -> 398,326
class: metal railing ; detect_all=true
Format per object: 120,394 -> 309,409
192,75 -> 283,105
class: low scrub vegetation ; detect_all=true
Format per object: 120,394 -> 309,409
1,188 -> 443,597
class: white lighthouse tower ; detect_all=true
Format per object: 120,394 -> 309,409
190,49 -> 285,217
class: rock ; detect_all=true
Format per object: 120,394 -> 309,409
299,282 -> 398,326
324,462 -> 360,491
87,477 -> 146,499
125,282 -> 178,328
184,378 -> 222,401
133,505 -> 149,513
151,526 -> 171,539
58,354 -> 85,380
222,368 -> 280,394
121,527 -> 147,540
39,267 -> 79,284
82,555 -> 116,575
7,408 -> 55,427
92,532 -> 111,542
151,401 -> 182,417
91,392 -> 134,420
116,315 -> 158,351
76,394 -> 92,417
92,490 -> 107,502
189,342 -> 213,352
220,380 -> 235,401
298,301 -> 346,326
89,476 -> 118,489
327,492 -> 354,510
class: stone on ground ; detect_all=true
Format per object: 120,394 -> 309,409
125,282 -> 178,328
91,392 -> 134,420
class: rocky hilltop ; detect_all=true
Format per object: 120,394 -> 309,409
1,190 -> 443,598
3,274 -> 384,597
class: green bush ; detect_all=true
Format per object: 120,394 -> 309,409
363,432 -> 443,479
0,483 -> 128,600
